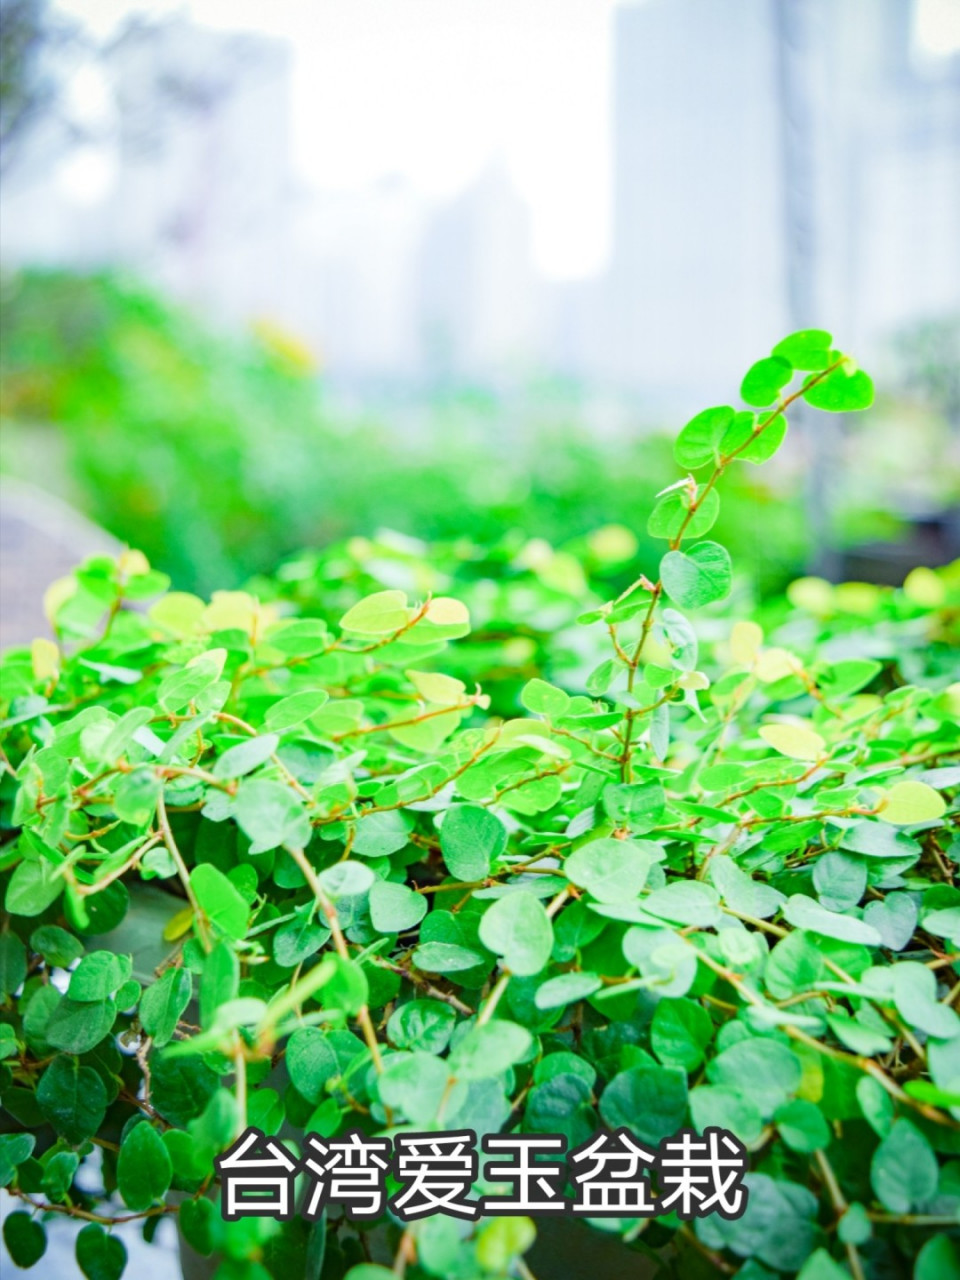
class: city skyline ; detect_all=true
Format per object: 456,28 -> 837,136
2,0 -> 958,398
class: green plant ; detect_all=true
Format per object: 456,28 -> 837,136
2,332 -> 959,1280
1,269 -> 904,599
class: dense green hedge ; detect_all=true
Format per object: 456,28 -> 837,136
0,270 -> 894,597
2,334 -> 959,1280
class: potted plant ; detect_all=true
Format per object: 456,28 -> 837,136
2,332 -> 959,1280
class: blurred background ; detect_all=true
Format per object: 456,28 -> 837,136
1,0 -> 959,636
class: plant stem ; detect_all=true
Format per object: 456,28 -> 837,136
814,1148 -> 865,1280
156,790 -> 211,951
284,844 -> 385,1076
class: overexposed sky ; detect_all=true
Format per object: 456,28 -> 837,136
54,0 -> 619,278
53,0 -> 960,278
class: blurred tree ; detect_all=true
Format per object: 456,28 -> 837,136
0,0 -> 76,173
0,270 -> 829,598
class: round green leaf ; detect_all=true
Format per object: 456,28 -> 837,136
189,863 -> 250,939
440,804 -> 507,881
5,856 -> 64,916
870,1118 -> 938,1214
179,1198 -> 215,1256
564,837 -> 655,903
916,1235 -> 960,1280
803,364 -> 874,411
212,734 -> 279,780
339,590 -> 410,635
45,994 -> 117,1054
879,780 -> 946,826
772,329 -> 834,370
287,1026 -> 338,1103
29,925 -> 83,968
68,951 -> 129,1001
117,1121 -> 173,1211
892,961 -> 960,1039
740,356 -> 792,407
775,1098 -> 830,1152
233,779 -> 311,855
199,942 -> 240,1029
690,1084 -> 764,1146
599,1064 -> 688,1145
478,891 -> 553,976
0,1133 -> 35,1185
651,997 -> 713,1071
412,941 -> 485,974
781,895 -> 882,946
264,690 -> 330,733
660,541 -> 732,609
379,1051 -> 451,1124
759,723 -> 825,761
139,966 -> 193,1047
643,881 -> 721,927
3,1213 -> 46,1269
36,1055 -> 108,1144
520,678 -> 570,718
76,1223 -> 128,1280
42,1149 -> 80,1200
707,1037 -> 801,1118
387,999 -> 456,1054
449,1020 -> 532,1081
0,932 -> 27,999
476,1218 -> 537,1272
647,486 -> 720,541
720,411 -> 787,464
369,879 -> 428,934
534,971 -> 603,1010
673,405 -> 734,469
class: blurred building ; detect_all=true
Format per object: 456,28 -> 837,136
286,178 -> 428,380
599,0 -> 786,394
106,17 -> 294,323
1,16 -> 299,324
417,161 -> 541,384
1,1 -> 957,399
580,0 -> 960,396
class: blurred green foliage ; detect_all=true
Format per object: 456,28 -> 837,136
0,269 -> 844,598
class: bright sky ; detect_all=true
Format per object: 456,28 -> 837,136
53,0 -> 960,278
54,0 -> 620,279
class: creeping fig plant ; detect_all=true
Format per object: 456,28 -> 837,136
2,335 -> 959,1280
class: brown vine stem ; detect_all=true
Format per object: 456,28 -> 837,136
212,711 -> 314,803
678,1224 -> 736,1274
6,1186 -> 176,1226
476,972 -> 511,1028
392,1226 -> 417,1276
283,844 -> 387,1082
814,1148 -> 865,1280
74,832 -> 163,896
868,1212 -> 960,1225
474,889 -> 569,1032
373,956 -> 474,1015
233,1034 -> 248,1140
617,357 -> 845,783
324,729 -> 502,825
331,697 -> 485,742
692,946 -> 959,1130
347,599 -> 433,653
156,790 -> 211,952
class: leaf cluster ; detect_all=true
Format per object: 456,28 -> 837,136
1,334 -> 959,1280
